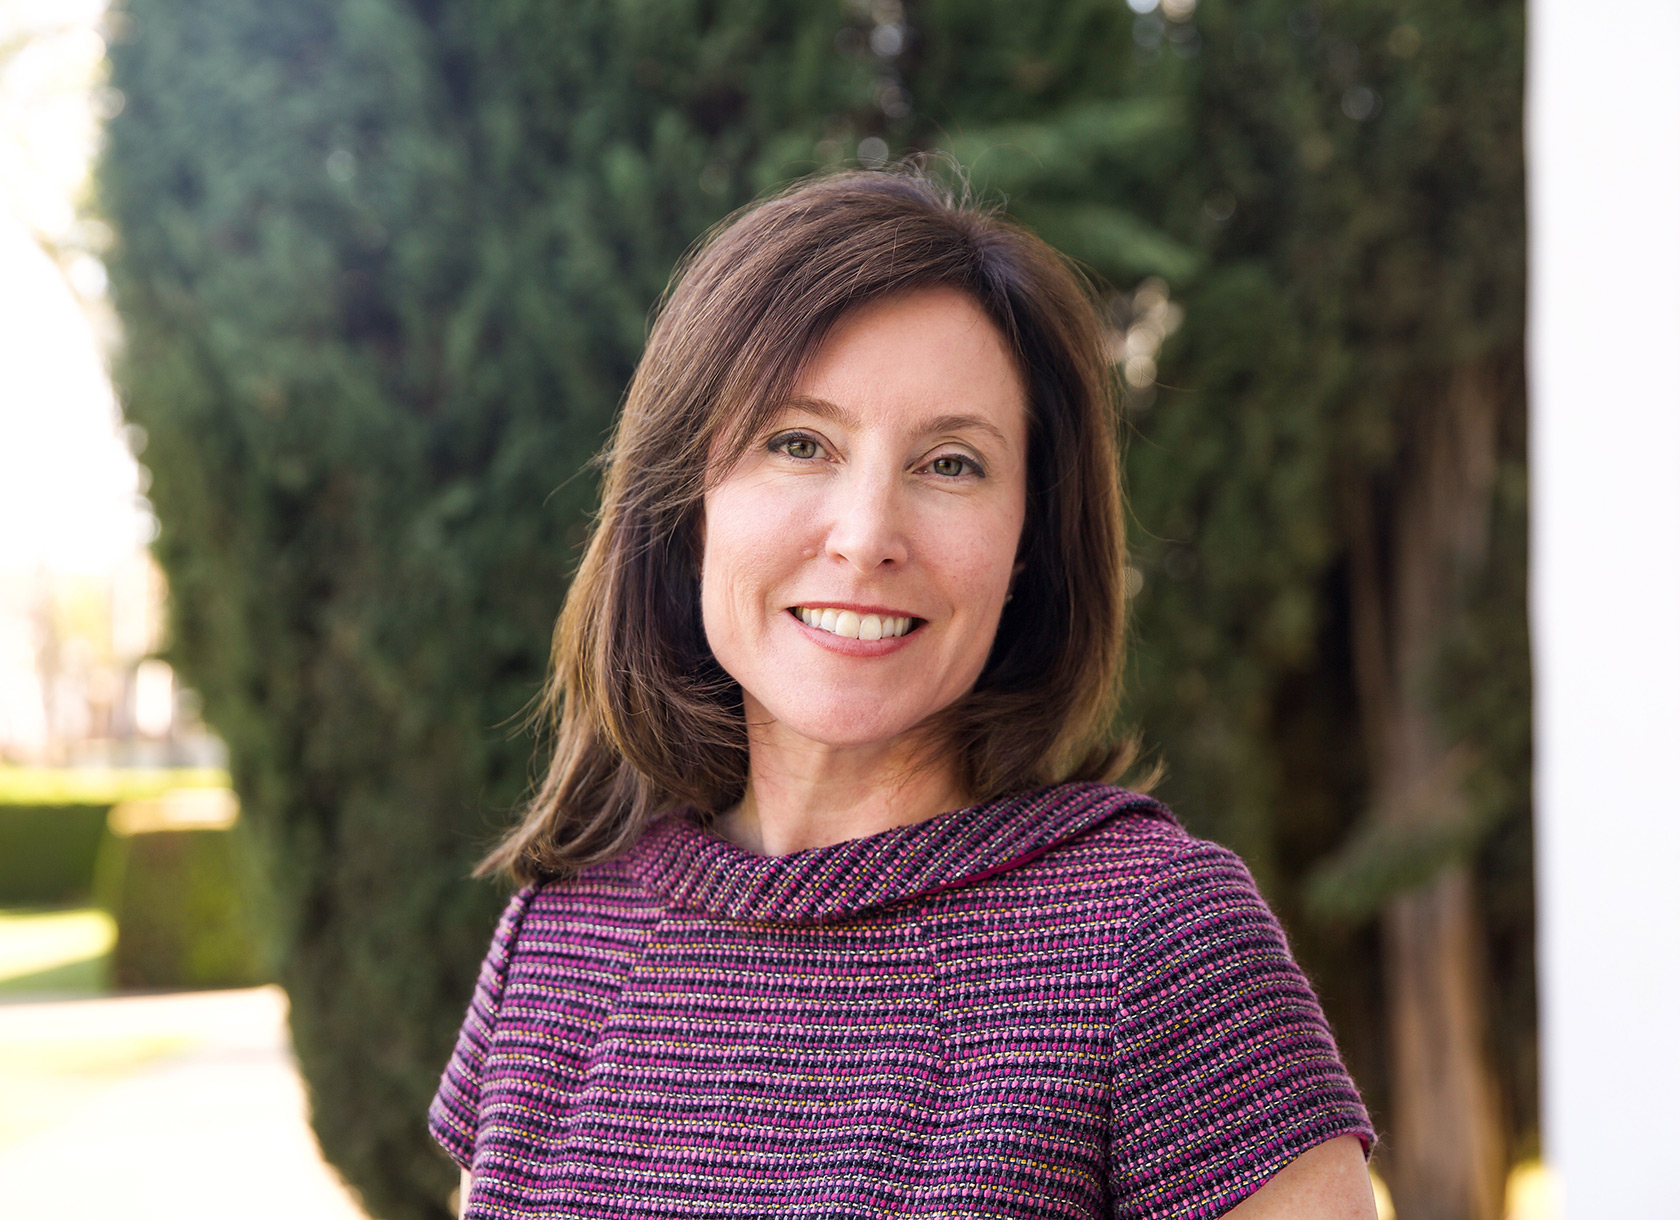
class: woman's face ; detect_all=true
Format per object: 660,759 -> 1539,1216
700,287 -> 1029,760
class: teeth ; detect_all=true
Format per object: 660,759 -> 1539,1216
795,607 -> 915,640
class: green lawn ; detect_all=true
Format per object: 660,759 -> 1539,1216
0,766 -> 228,805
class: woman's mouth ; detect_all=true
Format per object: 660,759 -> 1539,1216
791,606 -> 919,641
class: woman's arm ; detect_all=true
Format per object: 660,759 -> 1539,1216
458,1169 -> 471,1218
1106,835 -> 1375,1216
1221,1136 -> 1377,1219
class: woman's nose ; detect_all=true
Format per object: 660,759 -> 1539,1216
823,467 -> 909,572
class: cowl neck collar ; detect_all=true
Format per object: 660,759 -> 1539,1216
623,782 -> 1167,925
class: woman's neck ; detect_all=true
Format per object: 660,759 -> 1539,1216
718,728 -> 971,858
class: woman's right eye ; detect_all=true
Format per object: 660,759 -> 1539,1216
772,433 -> 822,460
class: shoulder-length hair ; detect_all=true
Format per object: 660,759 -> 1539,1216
482,166 -> 1138,884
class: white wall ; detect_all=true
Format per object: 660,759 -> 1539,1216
1529,1 -> 1680,1215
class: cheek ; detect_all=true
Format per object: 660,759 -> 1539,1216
699,485 -> 808,655
923,500 -> 1026,609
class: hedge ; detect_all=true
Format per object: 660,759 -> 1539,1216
0,805 -> 112,907
0,769 -> 227,907
93,822 -> 270,990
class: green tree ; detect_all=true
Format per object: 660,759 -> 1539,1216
1111,4 -> 1531,1218
100,1 -> 882,1214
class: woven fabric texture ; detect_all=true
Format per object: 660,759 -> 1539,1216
430,782 -> 1373,1218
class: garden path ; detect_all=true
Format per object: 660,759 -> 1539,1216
0,987 -> 370,1219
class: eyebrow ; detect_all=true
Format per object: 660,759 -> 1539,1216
779,396 -> 1013,447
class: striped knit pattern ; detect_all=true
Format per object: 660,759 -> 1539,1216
431,783 -> 1372,1219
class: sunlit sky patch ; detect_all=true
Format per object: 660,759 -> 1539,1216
0,0 -> 151,575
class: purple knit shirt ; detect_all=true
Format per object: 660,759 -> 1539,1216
431,782 -> 1373,1218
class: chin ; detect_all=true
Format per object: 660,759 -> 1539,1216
759,695 -> 939,753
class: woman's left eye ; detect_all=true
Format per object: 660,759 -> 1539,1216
928,454 -> 980,478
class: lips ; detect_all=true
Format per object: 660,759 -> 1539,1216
791,606 -> 919,641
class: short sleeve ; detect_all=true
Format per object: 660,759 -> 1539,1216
428,888 -> 533,1170
1107,837 -> 1373,1219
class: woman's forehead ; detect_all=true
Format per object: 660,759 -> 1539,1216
703,286 -> 1029,472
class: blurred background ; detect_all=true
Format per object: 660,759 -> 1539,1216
0,0 -> 1665,1217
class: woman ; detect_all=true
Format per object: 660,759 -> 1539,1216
431,169 -> 1376,1218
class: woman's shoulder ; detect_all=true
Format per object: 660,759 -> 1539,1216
489,848 -> 667,946
1077,793 -> 1376,1209
1034,782 -> 1249,887
1021,784 -> 1291,957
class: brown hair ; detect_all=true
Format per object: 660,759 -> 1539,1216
482,166 -> 1138,884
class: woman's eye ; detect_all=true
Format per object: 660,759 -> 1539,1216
773,434 -> 821,460
929,454 -> 978,478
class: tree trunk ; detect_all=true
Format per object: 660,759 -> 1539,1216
1346,362 -> 1507,1220
1383,868 -> 1504,1220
